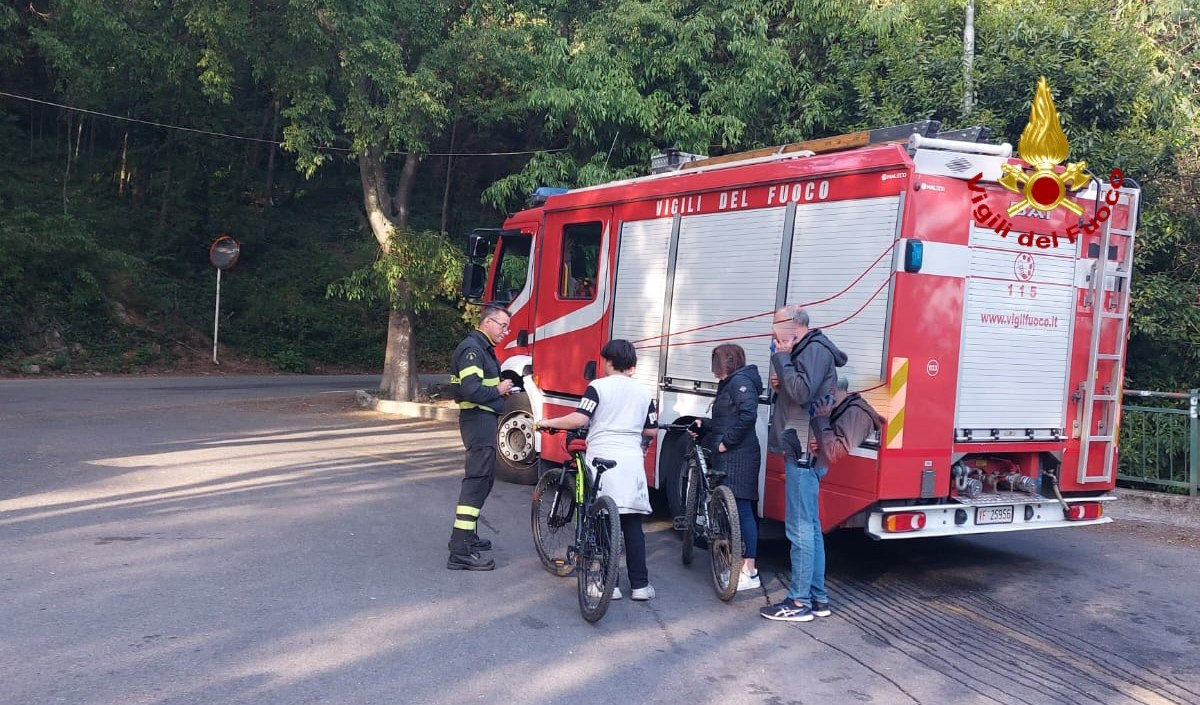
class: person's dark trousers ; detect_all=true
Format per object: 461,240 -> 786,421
620,513 -> 649,589
736,498 -> 759,559
448,408 -> 498,554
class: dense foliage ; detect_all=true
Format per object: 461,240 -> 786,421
1,0 -> 1196,391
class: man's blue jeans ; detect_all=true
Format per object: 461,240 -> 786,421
785,457 -> 828,606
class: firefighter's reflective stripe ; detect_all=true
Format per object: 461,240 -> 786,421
452,364 -> 500,389
887,357 -> 908,449
458,401 -> 497,413
454,504 -> 481,532
451,376 -> 499,387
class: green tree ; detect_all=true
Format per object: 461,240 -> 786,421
190,0 -> 556,399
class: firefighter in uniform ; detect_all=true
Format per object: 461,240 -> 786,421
446,304 -> 514,570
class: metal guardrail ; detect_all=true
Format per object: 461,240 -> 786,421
1118,389 -> 1200,496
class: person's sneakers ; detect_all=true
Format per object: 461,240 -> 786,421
611,586 -> 622,600
760,599 -> 814,622
470,534 -> 492,552
630,585 -> 656,601
736,570 -> 761,591
446,551 -> 495,571
811,599 -> 832,617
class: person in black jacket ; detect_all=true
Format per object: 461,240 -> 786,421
693,343 -> 764,591
446,304 -> 514,571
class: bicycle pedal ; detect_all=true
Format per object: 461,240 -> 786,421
672,516 -> 688,531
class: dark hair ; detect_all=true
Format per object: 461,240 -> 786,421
480,304 -> 510,323
601,339 -> 637,372
711,343 -> 746,377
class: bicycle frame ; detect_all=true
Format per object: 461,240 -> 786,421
690,444 -> 725,541
663,424 -> 724,541
546,438 -> 603,566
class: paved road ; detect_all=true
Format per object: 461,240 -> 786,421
3,376 -> 1198,705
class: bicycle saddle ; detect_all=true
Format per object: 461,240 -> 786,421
591,457 -> 616,471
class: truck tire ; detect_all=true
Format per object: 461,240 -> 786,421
496,392 -> 538,485
658,430 -> 692,519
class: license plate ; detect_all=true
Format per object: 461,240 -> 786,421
976,506 -> 1014,525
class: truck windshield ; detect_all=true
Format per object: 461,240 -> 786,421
490,234 -> 531,304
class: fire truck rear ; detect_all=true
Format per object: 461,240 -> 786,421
461,119 -> 1139,539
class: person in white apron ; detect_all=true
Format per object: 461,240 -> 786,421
537,339 -> 658,600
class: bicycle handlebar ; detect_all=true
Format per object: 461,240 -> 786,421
537,426 -> 587,441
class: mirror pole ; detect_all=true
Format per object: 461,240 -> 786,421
212,268 -> 222,366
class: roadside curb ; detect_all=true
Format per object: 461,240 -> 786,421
1110,487 -> 1200,530
355,390 -> 459,424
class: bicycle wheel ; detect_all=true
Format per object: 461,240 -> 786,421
681,457 -> 701,566
531,467 -> 575,577
577,495 -> 621,623
708,485 -> 742,601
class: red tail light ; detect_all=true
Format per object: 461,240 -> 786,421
1065,502 -> 1104,521
884,512 -> 927,533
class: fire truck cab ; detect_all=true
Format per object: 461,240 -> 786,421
462,120 -> 1138,539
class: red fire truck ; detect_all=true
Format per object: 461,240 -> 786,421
461,120 -> 1138,539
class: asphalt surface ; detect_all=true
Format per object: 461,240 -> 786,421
3,375 -> 1199,705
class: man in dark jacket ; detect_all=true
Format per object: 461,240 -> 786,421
446,304 -> 514,571
761,305 -> 847,623
813,377 -> 884,466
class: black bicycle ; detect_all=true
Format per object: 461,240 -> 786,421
662,423 -> 742,601
531,428 -> 623,623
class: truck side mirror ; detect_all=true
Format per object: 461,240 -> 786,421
467,231 -> 492,260
462,262 -> 486,303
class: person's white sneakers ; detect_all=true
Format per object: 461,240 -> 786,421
631,584 -> 655,601
588,583 -> 621,600
737,570 -> 761,591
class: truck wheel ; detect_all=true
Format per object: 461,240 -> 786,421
658,430 -> 692,519
496,392 -> 538,485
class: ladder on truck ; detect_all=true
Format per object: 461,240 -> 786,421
1076,186 -> 1139,484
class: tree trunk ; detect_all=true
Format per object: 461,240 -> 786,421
441,122 -> 457,233
392,151 -> 421,229
963,0 -> 976,119
158,165 -> 172,235
360,149 -> 421,401
117,131 -> 129,196
246,95 -> 273,177
380,285 -> 419,401
359,146 -> 394,249
62,111 -> 72,215
264,98 -> 280,206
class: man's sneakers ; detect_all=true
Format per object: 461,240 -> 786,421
630,584 -> 655,601
811,599 -> 832,617
736,570 -> 761,591
446,551 -> 495,571
760,598 -> 814,622
611,586 -> 622,600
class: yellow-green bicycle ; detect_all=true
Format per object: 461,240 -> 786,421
531,428 -> 622,623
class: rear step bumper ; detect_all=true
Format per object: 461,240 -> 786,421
866,495 -> 1115,539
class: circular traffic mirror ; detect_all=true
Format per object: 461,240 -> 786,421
209,236 -> 240,270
